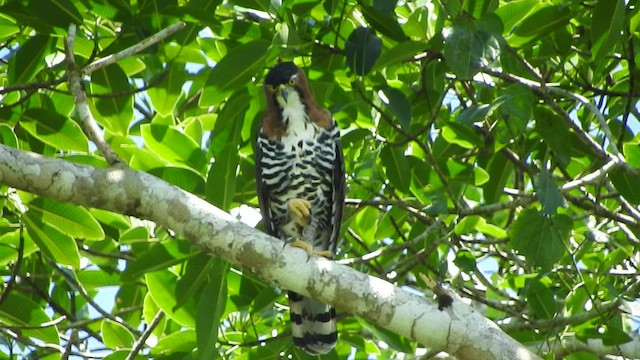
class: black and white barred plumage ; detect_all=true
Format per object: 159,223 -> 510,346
255,62 -> 344,355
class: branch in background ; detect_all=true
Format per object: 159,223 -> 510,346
65,24 -> 122,166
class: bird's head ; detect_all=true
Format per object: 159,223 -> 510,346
264,62 -> 304,107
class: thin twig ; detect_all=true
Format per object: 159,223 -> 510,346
0,220 -> 25,306
126,310 -> 164,360
83,22 -> 185,75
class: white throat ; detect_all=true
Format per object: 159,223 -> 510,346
276,87 -> 319,145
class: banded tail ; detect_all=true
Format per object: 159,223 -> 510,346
289,291 -> 337,355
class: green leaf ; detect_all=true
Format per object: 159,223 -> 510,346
229,0 -> 270,12
495,0 -> 539,34
23,210 -> 81,269
609,168 -> 640,205
8,34 -> 50,84
443,24 -> 500,79
147,64 -> 186,117
148,166 -> 205,194
372,41 -> 426,71
119,226 -> 150,244
361,0 -> 406,41
455,215 -> 484,235
0,13 -> 19,39
361,321 -> 414,353
533,168 -> 563,216
511,5 -> 571,47
0,123 -> 18,147
26,0 -> 82,28
0,231 -> 38,266
101,319 -> 134,349
510,209 -> 571,269
146,270 -> 197,327
591,0 -> 624,61
454,249 -> 477,272
525,278 -> 556,319
380,145 -> 411,193
196,258 -> 228,359
441,122 -> 483,149
533,106 -> 573,167
175,254 -> 215,310
151,330 -> 198,356
20,108 -> 88,151
345,27 -> 382,76
0,292 -> 60,344
206,143 -> 239,210
89,63 -> 133,135
141,124 -> 207,174
200,39 -> 270,106
378,87 -> 411,130
122,240 -> 195,281
29,198 -> 105,240
76,270 -> 121,289
103,351 -> 145,360
623,142 -> 640,169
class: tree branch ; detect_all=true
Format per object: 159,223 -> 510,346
65,24 -> 122,166
0,144 -> 540,360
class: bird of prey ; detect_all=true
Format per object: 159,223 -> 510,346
254,62 -> 345,355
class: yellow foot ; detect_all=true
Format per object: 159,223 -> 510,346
290,239 -> 332,258
288,199 -> 311,226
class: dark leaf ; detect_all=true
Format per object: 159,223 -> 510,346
510,209 -> 571,269
345,27 -> 382,76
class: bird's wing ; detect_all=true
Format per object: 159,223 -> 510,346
254,131 -> 276,236
330,127 -> 345,254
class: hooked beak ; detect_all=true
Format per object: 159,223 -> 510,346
278,86 -> 289,102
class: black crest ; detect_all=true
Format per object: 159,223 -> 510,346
265,62 -> 299,87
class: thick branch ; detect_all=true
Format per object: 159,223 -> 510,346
0,144 -> 540,360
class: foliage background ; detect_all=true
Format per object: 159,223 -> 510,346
0,0 -> 640,359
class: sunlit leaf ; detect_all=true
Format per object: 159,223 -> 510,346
20,108 -> 88,151
141,124 -> 207,173
0,292 -> 59,344
29,198 -> 105,240
200,39 -> 270,106
102,319 -> 134,350
23,210 -> 81,269
89,63 -> 134,135
196,258 -> 229,359
591,0 -> 624,61
146,270 -> 197,327
147,64 -> 186,117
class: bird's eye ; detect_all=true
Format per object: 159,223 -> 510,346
270,85 -> 277,92
288,78 -> 297,86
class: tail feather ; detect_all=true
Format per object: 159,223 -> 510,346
289,291 -> 337,355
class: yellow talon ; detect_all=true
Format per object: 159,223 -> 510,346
290,239 -> 332,258
288,199 -> 311,226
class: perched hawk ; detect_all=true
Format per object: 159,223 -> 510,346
255,62 -> 345,355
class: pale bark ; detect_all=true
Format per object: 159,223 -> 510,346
0,144 -> 540,360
